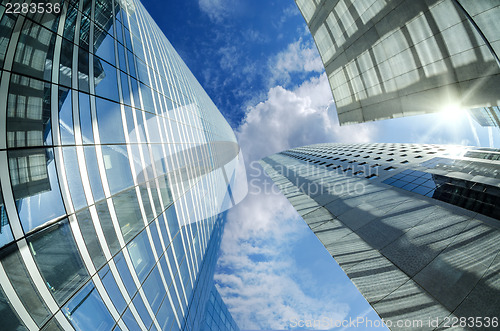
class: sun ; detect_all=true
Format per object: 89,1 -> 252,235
439,104 -> 467,122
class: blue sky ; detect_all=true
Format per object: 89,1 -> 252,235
141,1 -> 500,330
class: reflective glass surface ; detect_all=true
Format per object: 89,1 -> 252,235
0,0 -> 245,328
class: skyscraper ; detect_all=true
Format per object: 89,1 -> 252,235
295,0 -> 500,125
0,0 -> 245,330
261,143 -> 500,329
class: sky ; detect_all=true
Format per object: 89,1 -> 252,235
141,0 -> 500,330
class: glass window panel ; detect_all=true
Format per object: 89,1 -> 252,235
142,266 -> 165,313
0,286 -> 26,330
158,175 -> 173,208
94,56 -> 119,102
149,220 -> 162,257
117,42 -> 126,71
58,88 -> 74,145
28,218 -> 89,305
0,189 -> 14,248
95,97 -> 126,144
94,28 -> 116,66
40,317 -> 63,331
63,281 -> 114,331
76,209 -> 106,269
12,19 -> 56,81
0,245 -> 51,326
122,307 -> 140,330
165,205 -> 179,240
63,3 -> 78,41
139,184 -> 154,222
94,0 -> 115,32
9,148 -> 66,232
78,48 -> 90,93
84,146 -> 105,202
120,72 -> 131,106
132,294 -> 152,329
127,50 -> 136,78
62,147 -> 87,211
0,12 -> 16,69
59,39 -> 73,88
95,201 -> 121,256
113,189 -> 143,242
101,145 -> 134,195
78,92 -> 93,143
114,251 -> 136,297
7,74 -> 52,148
98,264 -> 127,314
159,256 -> 172,289
127,230 -> 155,283
172,231 -> 184,263
156,296 -> 175,331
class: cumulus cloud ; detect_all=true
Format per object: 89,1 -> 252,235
237,73 -> 377,163
268,38 -> 324,87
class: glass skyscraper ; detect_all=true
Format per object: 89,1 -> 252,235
261,143 -> 500,328
295,0 -> 500,125
0,0 -> 245,330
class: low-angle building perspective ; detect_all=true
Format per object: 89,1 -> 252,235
261,143 -> 500,329
0,0 -> 246,330
1,0 -> 500,330
295,0 -> 500,125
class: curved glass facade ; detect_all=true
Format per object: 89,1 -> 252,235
296,0 -> 500,125
0,0 -> 246,330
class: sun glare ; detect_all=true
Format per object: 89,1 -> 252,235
439,104 -> 466,122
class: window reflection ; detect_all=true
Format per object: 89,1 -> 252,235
0,244 -> 51,326
7,74 -> 52,148
98,264 -> 126,313
96,97 -> 126,144
63,281 -> 114,331
12,19 -> 56,81
28,218 -> 89,305
8,148 -> 65,232
128,229 -> 155,283
0,190 -> 14,248
0,286 -> 25,330
0,11 -> 16,69
76,209 -> 106,269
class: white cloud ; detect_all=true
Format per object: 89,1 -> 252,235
268,38 -> 324,87
198,0 -> 242,23
237,73 -> 377,163
217,186 -> 349,330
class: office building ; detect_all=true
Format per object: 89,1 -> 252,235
0,0 -> 245,330
261,143 -> 500,329
295,0 -> 500,125
468,107 -> 500,128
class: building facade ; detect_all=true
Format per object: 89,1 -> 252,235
261,143 -> 500,329
468,107 -> 500,128
295,0 -> 500,125
0,0 -> 245,330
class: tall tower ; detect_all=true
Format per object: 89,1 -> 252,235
0,0 -> 245,330
295,0 -> 500,125
261,143 -> 500,329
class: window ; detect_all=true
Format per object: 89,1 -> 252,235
63,281 -> 114,331
28,219 -> 89,305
